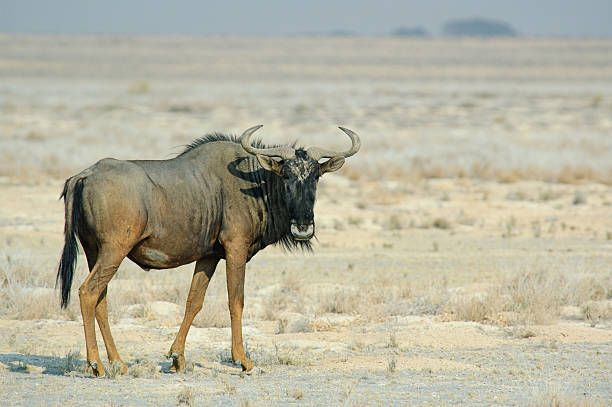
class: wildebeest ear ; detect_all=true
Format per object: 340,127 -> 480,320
319,156 -> 345,176
256,154 -> 283,176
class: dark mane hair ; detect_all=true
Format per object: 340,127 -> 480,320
180,132 -> 311,252
180,132 -> 292,156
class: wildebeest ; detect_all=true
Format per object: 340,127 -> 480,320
56,125 -> 360,376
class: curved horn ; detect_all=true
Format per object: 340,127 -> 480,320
306,127 -> 361,161
240,125 -> 295,159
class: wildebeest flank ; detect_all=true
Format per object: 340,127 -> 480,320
56,125 -> 360,376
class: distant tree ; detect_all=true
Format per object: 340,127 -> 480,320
443,18 -> 518,37
391,26 -> 429,37
327,29 -> 357,37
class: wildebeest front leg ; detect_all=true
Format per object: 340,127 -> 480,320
225,245 -> 254,372
168,257 -> 219,372
79,248 -> 125,377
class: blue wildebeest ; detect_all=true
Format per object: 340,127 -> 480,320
56,125 -> 360,376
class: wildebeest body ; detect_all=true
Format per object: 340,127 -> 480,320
57,127 -> 360,376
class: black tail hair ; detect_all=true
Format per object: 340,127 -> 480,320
56,177 -> 84,308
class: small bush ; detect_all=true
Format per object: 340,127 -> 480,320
106,360 -> 125,380
573,190 -> 587,205
432,217 -> 451,229
63,350 -> 82,373
128,359 -> 159,378
128,80 -> 150,94
177,386 -> 195,407
530,385 -> 606,407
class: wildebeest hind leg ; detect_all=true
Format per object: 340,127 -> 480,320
83,243 -> 127,375
79,247 -> 126,377
168,257 -> 219,372
95,287 -> 127,374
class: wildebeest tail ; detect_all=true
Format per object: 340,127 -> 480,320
56,175 -> 85,308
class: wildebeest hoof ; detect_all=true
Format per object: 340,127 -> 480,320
89,361 -> 105,377
245,366 -> 263,376
168,352 -> 185,372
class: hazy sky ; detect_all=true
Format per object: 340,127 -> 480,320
2,0 -> 611,37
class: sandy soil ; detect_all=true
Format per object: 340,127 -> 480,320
0,36 -> 611,406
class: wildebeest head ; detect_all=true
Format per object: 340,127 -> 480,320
241,125 -> 361,241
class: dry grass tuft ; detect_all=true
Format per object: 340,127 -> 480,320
192,299 -> 230,328
387,356 -> 397,374
432,217 -> 451,230
0,251 -> 81,321
106,361 -> 125,380
530,385 -> 606,407
128,359 -> 160,378
444,265 -> 612,326
128,80 -> 150,94
286,388 -> 304,400
581,301 -> 612,327
63,350 -> 82,373
572,190 -> 587,205
177,386 -> 195,407
260,273 -> 302,321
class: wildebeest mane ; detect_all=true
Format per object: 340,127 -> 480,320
180,132 -> 294,156
181,132 -> 312,252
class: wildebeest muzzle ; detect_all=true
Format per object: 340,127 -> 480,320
290,221 -> 315,241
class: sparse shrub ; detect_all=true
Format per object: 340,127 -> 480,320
63,350 -> 82,373
590,95 -> 603,108
348,216 -> 363,226
387,356 -> 397,374
432,217 -> 450,229
128,80 -> 150,94
444,264 -> 611,326
0,251 -> 82,320
506,190 -> 529,201
316,287 -> 360,315
388,331 -> 398,348
277,313 -> 312,333
386,214 -> 403,230
530,385 -> 606,407
333,219 -> 346,230
287,389 -> 304,400
261,274 -> 302,321
177,386 -> 195,406
447,295 -> 494,323
510,326 -> 536,339
539,189 -> 562,201
503,216 -> 517,238
106,360 -> 124,380
192,298 -> 230,328
10,361 -> 29,373
456,211 -> 476,226
572,190 -> 587,205
531,221 -> 542,238
271,343 -> 308,366
581,301 -> 611,327
128,359 -> 159,378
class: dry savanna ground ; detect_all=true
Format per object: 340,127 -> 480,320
0,35 -> 611,406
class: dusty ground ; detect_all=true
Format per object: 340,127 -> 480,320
1,35 -> 611,406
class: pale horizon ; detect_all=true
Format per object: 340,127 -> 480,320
2,0 -> 612,37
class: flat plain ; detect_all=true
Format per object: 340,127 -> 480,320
0,35 -> 611,406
